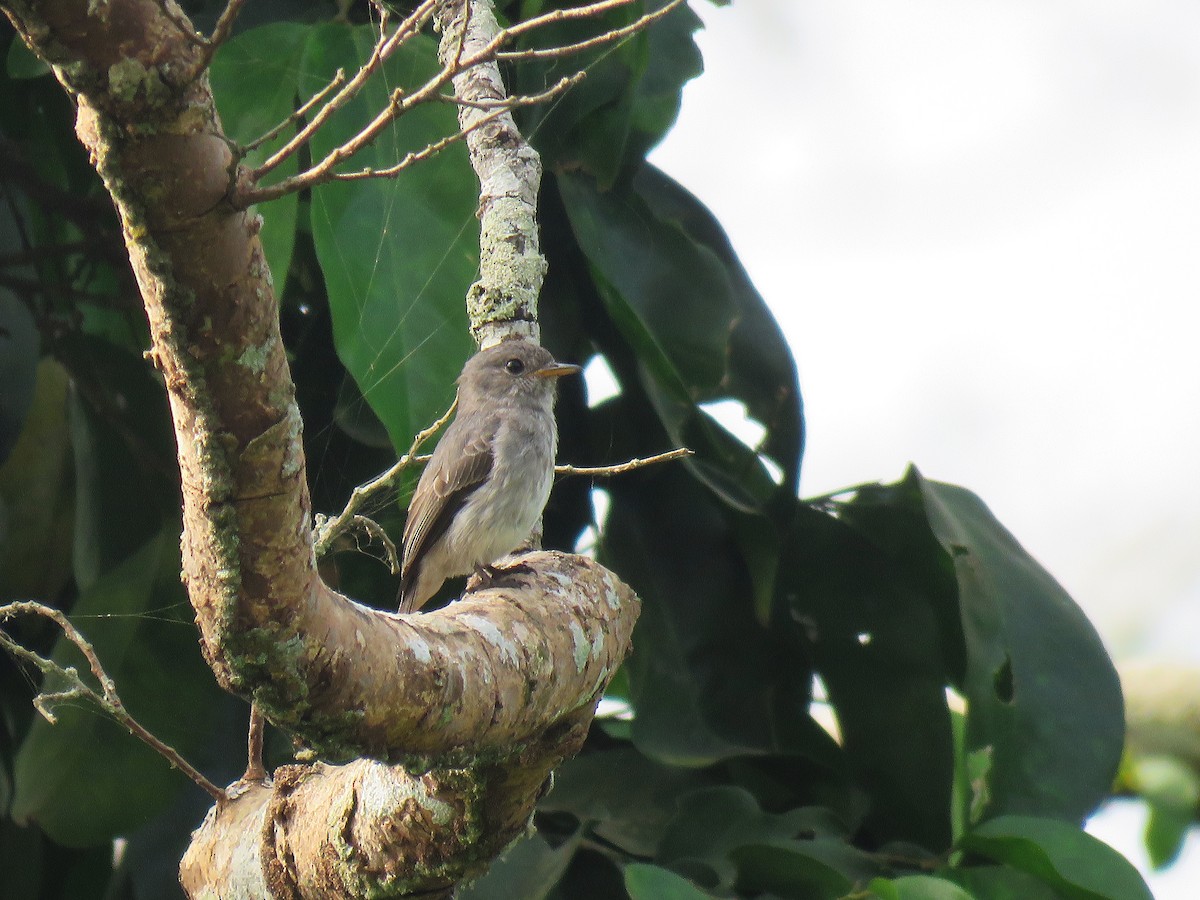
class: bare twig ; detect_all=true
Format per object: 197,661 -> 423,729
500,0 -> 640,40
205,0 -> 249,53
238,0 -> 676,206
0,601 -> 227,804
157,0 -> 207,47
164,0 -> 250,78
326,74 -> 582,185
315,444 -> 691,563
312,400 -> 458,557
241,69 -> 348,155
242,703 -> 266,782
555,447 -> 693,477
444,72 -> 583,110
250,0 -> 439,181
353,515 -> 402,573
497,0 -> 686,62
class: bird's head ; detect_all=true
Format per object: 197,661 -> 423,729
457,339 -> 581,409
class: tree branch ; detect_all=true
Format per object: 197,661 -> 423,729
313,400 -> 457,559
248,0 -> 440,181
435,0 -> 546,347
0,601 -> 227,803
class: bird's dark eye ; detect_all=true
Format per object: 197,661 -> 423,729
504,358 -> 525,375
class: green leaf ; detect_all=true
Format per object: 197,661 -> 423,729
558,170 -> 791,512
962,814 -> 1153,900
657,786 -> 846,891
600,448 -> 815,764
625,0 -> 704,163
62,338 -> 175,591
210,22 -> 309,288
942,866 -> 1061,900
777,504 -> 955,850
460,830 -> 579,900
1128,756 -> 1200,868
301,22 -> 477,451
11,529 -> 227,846
633,165 -> 804,499
624,862 -> 717,899
868,875 -> 976,900
0,292 -> 39,464
0,359 -> 73,602
915,472 -> 1124,822
515,1 -> 702,185
731,839 -> 876,899
541,748 -> 706,857
5,36 -> 49,79
515,2 -> 647,187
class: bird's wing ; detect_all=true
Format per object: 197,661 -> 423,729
398,422 -> 495,611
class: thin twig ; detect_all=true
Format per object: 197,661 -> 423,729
250,0 -> 439,180
242,703 -> 266,782
312,400 -> 458,557
497,0 -> 686,62
238,0 -> 674,205
500,0 -> 640,41
328,74 -> 582,184
352,515 -> 401,574
443,72 -> 584,110
0,601 -> 227,804
157,0 -> 207,46
555,447 -> 693,477
242,69 -> 348,155
206,0 -> 248,50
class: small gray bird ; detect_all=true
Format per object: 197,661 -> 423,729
397,339 -> 580,613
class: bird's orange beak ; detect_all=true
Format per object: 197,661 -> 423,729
534,362 -> 582,379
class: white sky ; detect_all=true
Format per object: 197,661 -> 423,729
650,0 -> 1200,892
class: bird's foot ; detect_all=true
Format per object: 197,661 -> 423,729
467,560 -> 535,593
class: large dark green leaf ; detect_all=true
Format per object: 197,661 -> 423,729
559,169 -> 796,512
915,473 -> 1124,823
942,865 -> 1063,900
460,830 -> 580,900
657,786 -> 848,891
541,747 -> 706,857
961,815 -> 1153,900
777,504 -> 955,850
515,2 -> 645,188
632,165 -> 803,498
210,22 -> 309,286
731,838 -> 879,899
515,0 -> 702,186
602,457 -> 806,765
0,293 -> 38,465
11,529 -> 226,846
301,22 -> 477,450
62,337 -> 176,591
624,862 -> 718,899
0,359 -> 73,603
625,0 -> 704,163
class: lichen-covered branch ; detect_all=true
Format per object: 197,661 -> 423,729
435,0 -> 548,348
181,709 -> 592,898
